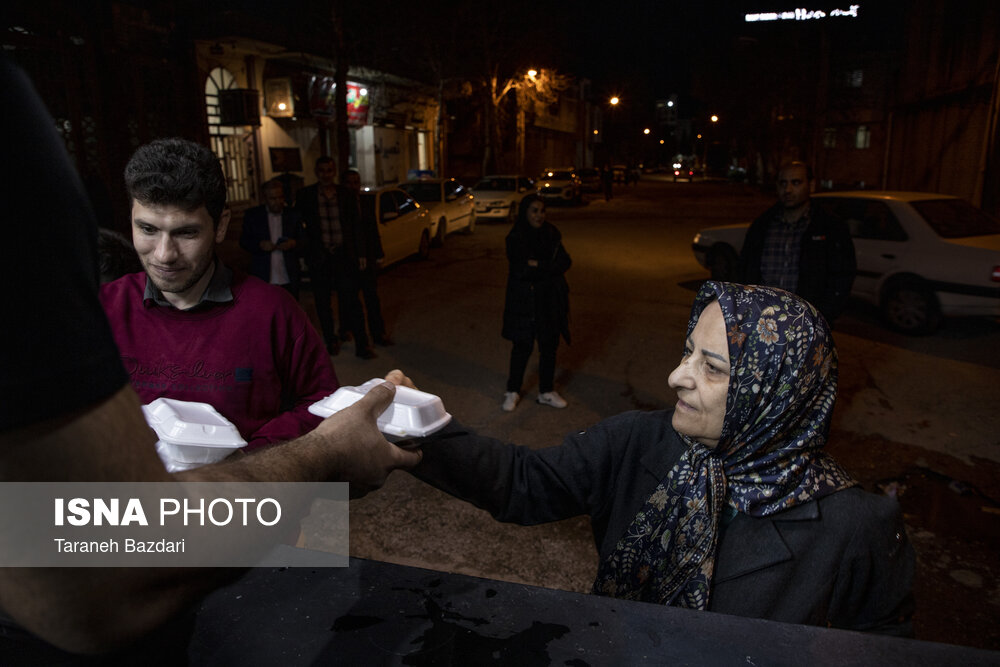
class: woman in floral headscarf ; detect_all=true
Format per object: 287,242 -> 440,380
405,281 -> 914,634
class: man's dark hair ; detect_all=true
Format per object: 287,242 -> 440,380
262,178 -> 284,195
778,160 -> 814,183
315,156 -> 335,170
124,138 -> 227,225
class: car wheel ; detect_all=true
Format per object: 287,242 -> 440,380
418,229 -> 431,260
433,217 -> 446,247
507,203 -> 517,224
881,279 -> 941,335
707,244 -> 739,281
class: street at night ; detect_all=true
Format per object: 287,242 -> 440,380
297,176 -> 1000,650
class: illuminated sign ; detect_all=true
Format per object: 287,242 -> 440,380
745,4 -> 860,22
308,77 -> 370,126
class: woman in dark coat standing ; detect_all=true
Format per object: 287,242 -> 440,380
501,194 -> 572,411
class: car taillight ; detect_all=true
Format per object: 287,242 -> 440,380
993,266 -> 1000,282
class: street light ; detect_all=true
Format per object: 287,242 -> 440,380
710,114 -> 719,123
610,96 -> 620,106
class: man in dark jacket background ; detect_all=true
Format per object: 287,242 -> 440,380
738,161 -> 856,325
239,178 -> 302,298
344,168 -> 392,348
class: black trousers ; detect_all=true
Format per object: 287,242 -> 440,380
507,335 -> 559,394
311,248 -> 367,348
355,267 -> 386,341
337,267 -> 387,350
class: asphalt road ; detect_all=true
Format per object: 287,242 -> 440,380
295,176 -> 1000,650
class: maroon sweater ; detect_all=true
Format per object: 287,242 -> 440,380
100,270 -> 338,450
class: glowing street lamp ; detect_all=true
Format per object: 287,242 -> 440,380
710,114 -> 719,123
609,96 -> 620,106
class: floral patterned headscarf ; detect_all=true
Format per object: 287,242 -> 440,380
593,281 -> 856,609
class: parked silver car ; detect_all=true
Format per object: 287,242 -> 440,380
691,191 -> 1000,333
471,175 -> 536,223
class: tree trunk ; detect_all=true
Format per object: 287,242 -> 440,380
332,5 -> 349,175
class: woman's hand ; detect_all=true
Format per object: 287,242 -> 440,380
384,369 -> 417,390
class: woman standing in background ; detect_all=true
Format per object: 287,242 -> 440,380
501,194 -> 572,411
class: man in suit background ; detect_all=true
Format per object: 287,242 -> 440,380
239,178 -> 302,299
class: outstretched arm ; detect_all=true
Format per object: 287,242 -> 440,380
0,382 -> 420,653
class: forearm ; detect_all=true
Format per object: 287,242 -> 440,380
0,383 -> 419,652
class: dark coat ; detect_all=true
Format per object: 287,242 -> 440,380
238,204 -> 302,284
354,191 -> 386,268
411,410 -> 914,636
294,183 -> 363,271
738,201 -> 856,323
501,221 -> 571,343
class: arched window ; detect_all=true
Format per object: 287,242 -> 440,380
205,67 -> 253,205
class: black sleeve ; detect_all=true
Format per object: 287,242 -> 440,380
0,57 -> 128,431
829,496 -> 915,636
823,215 -> 857,321
409,415 -> 638,527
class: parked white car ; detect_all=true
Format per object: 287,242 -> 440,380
691,191 -> 1000,334
536,167 -> 582,205
361,187 -> 434,267
399,177 -> 476,246
471,175 -> 536,223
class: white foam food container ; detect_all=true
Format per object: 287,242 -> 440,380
308,378 -> 451,439
142,398 -> 247,468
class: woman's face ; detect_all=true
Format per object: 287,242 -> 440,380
667,301 -> 730,449
526,201 -> 545,228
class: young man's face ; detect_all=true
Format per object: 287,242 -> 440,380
131,201 -> 229,308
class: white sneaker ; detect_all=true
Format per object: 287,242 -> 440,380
502,392 -> 520,412
537,391 -> 567,409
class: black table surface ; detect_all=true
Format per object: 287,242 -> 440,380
189,547 -> 998,666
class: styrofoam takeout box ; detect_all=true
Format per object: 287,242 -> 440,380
142,398 -> 247,470
308,379 -> 451,438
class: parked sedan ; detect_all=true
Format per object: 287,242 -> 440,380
471,175 -> 536,223
691,191 -> 1000,334
399,177 -> 476,246
537,167 -> 581,204
361,187 -> 434,267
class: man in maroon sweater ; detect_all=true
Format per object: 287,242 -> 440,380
100,138 -> 337,450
